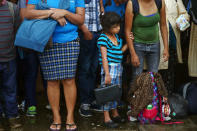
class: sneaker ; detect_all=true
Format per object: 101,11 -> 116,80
8,117 -> 22,129
26,106 -> 37,117
104,120 -> 119,128
79,104 -> 92,117
127,110 -> 137,122
18,100 -> 25,112
128,116 -> 137,122
90,103 -> 103,112
45,104 -> 51,110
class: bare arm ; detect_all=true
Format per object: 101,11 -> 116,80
51,7 -> 85,26
125,1 -> 134,55
122,44 -> 128,52
125,1 -> 140,67
25,4 -> 53,19
99,0 -> 104,14
100,46 -> 111,84
19,8 -> 26,21
79,24 -> 93,40
160,0 -> 169,62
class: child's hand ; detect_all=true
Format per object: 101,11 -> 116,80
105,74 -> 111,85
129,32 -> 134,40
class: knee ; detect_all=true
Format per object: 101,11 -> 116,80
47,80 -> 60,88
62,78 -> 75,86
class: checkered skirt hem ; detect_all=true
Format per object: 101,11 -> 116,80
39,39 -> 80,80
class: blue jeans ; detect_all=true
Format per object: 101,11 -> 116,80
19,52 -> 47,107
0,59 -> 18,118
131,42 -> 160,82
78,32 -> 100,105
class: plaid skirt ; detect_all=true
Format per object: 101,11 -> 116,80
100,63 -> 123,111
39,39 -> 80,80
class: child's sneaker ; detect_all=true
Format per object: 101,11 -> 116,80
26,106 -> 37,117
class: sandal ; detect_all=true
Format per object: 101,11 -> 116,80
49,123 -> 61,131
65,123 -> 77,131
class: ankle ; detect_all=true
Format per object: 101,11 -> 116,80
53,116 -> 61,124
104,112 -> 111,122
112,109 -> 119,117
66,117 -> 75,124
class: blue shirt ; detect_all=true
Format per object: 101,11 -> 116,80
97,33 -> 123,65
103,0 -> 126,18
28,0 -> 85,43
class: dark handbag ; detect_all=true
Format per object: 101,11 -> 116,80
168,93 -> 189,118
94,84 -> 122,105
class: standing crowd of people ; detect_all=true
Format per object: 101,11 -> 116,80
0,0 -> 196,130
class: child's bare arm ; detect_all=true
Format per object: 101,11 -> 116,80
122,44 -> 128,52
100,46 -> 111,84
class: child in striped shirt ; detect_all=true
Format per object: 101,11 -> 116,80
97,12 -> 128,128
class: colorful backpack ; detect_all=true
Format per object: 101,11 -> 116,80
137,72 -> 183,124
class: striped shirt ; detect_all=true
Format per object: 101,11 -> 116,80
97,33 -> 123,65
0,2 -> 19,62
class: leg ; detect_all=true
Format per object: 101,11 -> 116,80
89,33 -> 100,102
78,33 -> 99,105
111,109 -> 119,118
2,60 -> 18,118
0,65 -> 3,116
47,80 -> 61,126
104,111 -> 111,122
23,52 -> 38,108
131,43 -> 146,83
146,43 -> 160,72
62,78 -> 77,128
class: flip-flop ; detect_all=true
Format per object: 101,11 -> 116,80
49,123 -> 61,131
65,123 -> 77,131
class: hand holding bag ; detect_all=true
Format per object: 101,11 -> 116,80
175,0 -> 190,31
94,84 -> 122,105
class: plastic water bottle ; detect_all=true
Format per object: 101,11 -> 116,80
147,104 -> 153,110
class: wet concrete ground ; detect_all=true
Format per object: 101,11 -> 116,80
1,93 -> 197,131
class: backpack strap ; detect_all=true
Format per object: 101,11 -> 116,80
132,0 -> 162,15
132,0 -> 139,15
155,0 -> 162,12
7,1 -> 15,24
